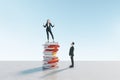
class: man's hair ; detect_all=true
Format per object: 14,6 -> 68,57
72,42 -> 75,45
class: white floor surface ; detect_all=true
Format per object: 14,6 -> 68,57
0,61 -> 120,80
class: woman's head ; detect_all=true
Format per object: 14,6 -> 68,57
47,19 -> 50,23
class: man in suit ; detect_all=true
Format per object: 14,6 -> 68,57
43,19 -> 54,42
69,42 -> 75,68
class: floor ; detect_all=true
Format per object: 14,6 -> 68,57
0,61 -> 120,80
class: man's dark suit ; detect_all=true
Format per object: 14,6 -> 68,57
69,46 -> 74,67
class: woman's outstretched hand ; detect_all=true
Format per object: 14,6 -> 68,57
52,24 -> 55,27
43,23 -> 45,27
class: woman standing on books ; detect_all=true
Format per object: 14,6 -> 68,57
43,19 -> 55,42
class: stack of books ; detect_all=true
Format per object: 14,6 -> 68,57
43,42 -> 60,69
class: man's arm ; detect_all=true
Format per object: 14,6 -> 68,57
73,47 -> 74,54
69,47 -> 74,56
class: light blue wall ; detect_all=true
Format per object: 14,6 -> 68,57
0,0 -> 120,60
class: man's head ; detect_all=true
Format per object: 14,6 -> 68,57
71,42 -> 75,46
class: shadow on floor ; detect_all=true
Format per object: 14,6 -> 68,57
41,67 -> 69,78
18,66 -> 48,75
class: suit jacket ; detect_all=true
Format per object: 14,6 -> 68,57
44,23 -> 54,30
69,46 -> 74,56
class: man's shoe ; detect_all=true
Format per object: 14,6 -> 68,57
69,65 -> 74,68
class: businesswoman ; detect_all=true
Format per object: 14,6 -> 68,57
43,19 -> 54,42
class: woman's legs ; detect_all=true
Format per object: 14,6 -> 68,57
49,30 -> 54,41
46,29 -> 49,41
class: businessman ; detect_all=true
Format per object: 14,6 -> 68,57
69,42 -> 75,68
43,19 -> 54,42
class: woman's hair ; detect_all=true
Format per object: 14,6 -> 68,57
47,19 -> 50,23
